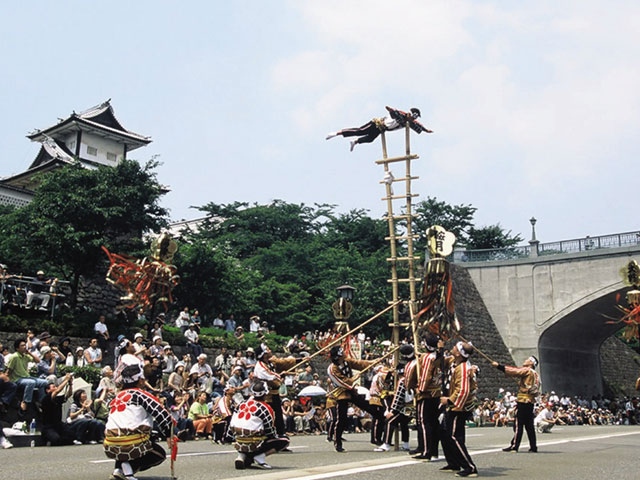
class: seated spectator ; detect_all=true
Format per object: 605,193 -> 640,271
176,307 -> 192,334
149,320 -> 163,342
148,336 -> 164,358
73,346 -> 87,367
132,333 -> 149,362
234,326 -> 245,342
211,386 -> 235,443
0,346 -> 17,414
249,315 -> 260,333
6,337 -> 48,413
58,337 -> 73,360
212,313 -> 225,330
84,338 -> 103,368
292,397 -> 311,433
167,362 -> 187,395
189,391 -> 213,440
297,365 -> 314,390
170,390 -> 195,441
67,389 -> 105,444
25,270 -> 55,310
184,324 -> 203,361
535,404 -> 558,433
162,345 -> 179,380
93,315 -> 110,354
232,350 -> 247,377
96,366 -> 116,406
282,398 -> 295,435
143,356 -> 164,394
190,354 -> 214,393
36,346 -> 59,384
244,347 -> 257,370
40,374 -> 76,446
227,366 -> 250,405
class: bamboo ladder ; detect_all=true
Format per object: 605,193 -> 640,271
376,124 -> 421,450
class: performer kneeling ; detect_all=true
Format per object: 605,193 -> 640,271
103,363 -> 175,480
230,381 -> 290,470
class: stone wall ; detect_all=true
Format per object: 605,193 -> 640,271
76,275 -> 122,315
451,264 -> 516,399
453,263 -> 640,399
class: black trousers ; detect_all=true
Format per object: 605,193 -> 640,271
267,395 -> 285,436
509,402 -> 536,450
335,394 -> 380,449
415,397 -> 442,457
442,410 -> 476,472
338,122 -> 382,144
369,404 -> 385,445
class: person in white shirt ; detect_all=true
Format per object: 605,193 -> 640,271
535,404 -> 557,433
84,338 -> 103,368
184,324 -> 203,360
176,307 -> 191,334
93,315 -> 109,353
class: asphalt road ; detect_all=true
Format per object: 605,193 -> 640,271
2,424 -> 639,480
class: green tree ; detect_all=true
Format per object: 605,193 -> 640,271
466,224 -> 523,250
413,197 -> 476,245
0,160 -> 168,303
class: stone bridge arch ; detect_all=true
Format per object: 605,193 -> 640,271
463,247 -> 640,397
538,284 -> 626,397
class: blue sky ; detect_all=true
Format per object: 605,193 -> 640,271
1,1 -> 639,245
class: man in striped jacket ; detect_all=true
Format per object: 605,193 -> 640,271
439,341 -> 478,478
406,333 -> 447,460
492,355 -> 540,453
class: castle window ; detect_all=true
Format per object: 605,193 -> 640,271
106,152 -> 118,161
87,146 -> 98,156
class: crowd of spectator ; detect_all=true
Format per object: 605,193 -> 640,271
2,308 -> 640,451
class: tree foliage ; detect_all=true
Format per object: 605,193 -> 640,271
413,197 -> 477,246
0,160 -> 168,303
466,224 -> 523,250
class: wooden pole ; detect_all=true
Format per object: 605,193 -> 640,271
281,300 -> 403,374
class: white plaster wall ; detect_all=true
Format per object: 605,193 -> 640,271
80,133 -> 125,166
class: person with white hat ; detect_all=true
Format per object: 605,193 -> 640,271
492,355 -> 541,453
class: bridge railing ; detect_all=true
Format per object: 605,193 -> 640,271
453,230 -> 640,263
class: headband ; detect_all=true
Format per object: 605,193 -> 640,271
456,341 -> 470,358
527,356 -> 539,368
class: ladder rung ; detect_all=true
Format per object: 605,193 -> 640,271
378,176 -> 419,184
385,235 -> 419,241
381,194 -> 420,200
387,256 -> 419,261
387,278 -> 416,283
375,154 -> 419,164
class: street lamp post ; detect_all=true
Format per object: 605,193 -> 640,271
332,284 -> 355,321
529,217 -> 539,257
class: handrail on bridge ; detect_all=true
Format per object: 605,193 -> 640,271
453,230 -> 640,263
